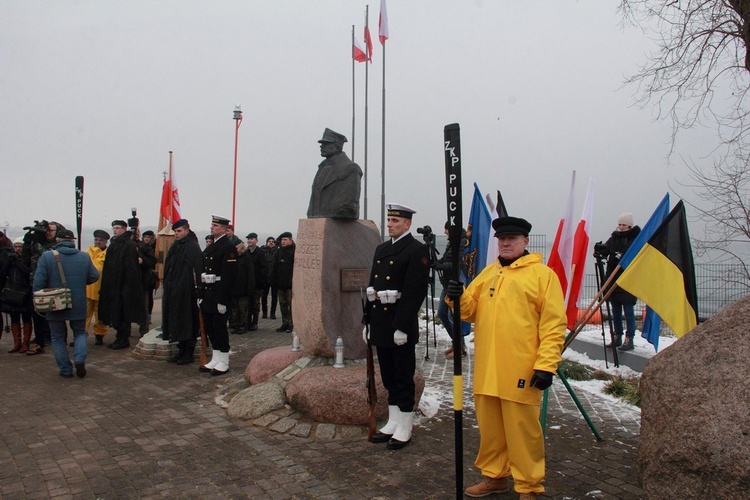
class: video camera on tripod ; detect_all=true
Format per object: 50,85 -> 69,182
127,207 -> 139,233
22,220 -> 50,245
593,241 -> 608,261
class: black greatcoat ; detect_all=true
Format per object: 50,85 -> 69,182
162,231 -> 203,342
98,231 -> 146,326
199,234 -> 238,310
366,233 -> 430,347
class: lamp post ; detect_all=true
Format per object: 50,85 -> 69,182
232,104 -> 243,225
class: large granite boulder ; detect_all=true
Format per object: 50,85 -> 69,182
285,365 -> 425,425
244,345 -> 306,385
293,218 -> 381,360
638,295 -> 750,498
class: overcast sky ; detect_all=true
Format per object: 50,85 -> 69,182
1,0 -> 721,247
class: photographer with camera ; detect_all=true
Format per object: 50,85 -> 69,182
98,219 -> 146,350
431,221 -> 471,359
597,213 -> 641,351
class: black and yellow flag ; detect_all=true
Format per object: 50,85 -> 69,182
616,200 -> 698,337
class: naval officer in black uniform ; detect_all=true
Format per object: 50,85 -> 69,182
364,203 -> 430,450
198,215 -> 238,375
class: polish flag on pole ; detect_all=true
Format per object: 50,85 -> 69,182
353,33 -> 368,62
160,168 -> 182,224
566,178 -> 594,329
378,0 -> 389,45
364,25 -> 373,62
547,171 -> 576,316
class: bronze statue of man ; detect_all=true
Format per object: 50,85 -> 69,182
307,128 -> 363,220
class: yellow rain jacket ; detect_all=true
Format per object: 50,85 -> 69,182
86,246 -> 106,301
452,252 -> 566,405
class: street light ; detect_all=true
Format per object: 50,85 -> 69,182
232,104 -> 243,226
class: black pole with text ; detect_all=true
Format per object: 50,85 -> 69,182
75,176 -> 84,250
443,123 -> 463,498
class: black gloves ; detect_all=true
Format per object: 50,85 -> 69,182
529,370 -> 554,390
445,279 -> 464,300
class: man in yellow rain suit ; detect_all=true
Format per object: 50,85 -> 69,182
446,216 -> 566,500
86,229 -> 109,345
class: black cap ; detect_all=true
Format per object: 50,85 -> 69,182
57,229 -> 76,240
172,219 -> 189,230
279,231 -> 292,239
142,230 -> 155,237
93,229 -> 110,240
492,216 -> 532,237
112,220 -> 127,228
205,235 -> 214,241
246,232 -> 258,239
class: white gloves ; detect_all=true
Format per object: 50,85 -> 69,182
217,304 -> 226,314
366,286 -> 377,302
197,299 -> 203,306
362,326 -> 369,344
201,273 -> 217,284
393,329 -> 407,346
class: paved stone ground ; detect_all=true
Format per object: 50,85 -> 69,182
0,302 -> 643,499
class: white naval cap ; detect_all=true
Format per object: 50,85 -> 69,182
386,203 -> 416,220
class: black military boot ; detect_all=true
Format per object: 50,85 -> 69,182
167,343 -> 185,363
176,340 -> 196,365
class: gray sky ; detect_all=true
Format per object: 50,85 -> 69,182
1,1 -> 718,246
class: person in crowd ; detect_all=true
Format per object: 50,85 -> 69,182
245,232 -> 268,331
140,230 -> 158,325
205,235 -> 214,248
229,241 -> 250,335
98,219 -> 146,350
364,203 -> 430,450
261,236 -> 278,320
446,216 -> 566,500
1,234 -> 34,353
85,230 -> 109,345
307,128 -> 363,219
433,222 -> 471,359
32,229 -> 99,378
226,224 -> 242,246
601,212 -> 641,351
0,231 -> 14,338
161,219 -> 203,365
272,231 -> 295,333
198,215 -> 238,375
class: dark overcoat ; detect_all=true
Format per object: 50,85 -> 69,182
306,151 -> 363,219
162,231 -> 203,342
366,233 -> 430,347
199,234 -> 238,312
604,225 -> 641,304
98,231 -> 146,326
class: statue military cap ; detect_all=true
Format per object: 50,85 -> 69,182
172,219 -> 189,230
246,232 -> 258,239
211,215 -> 231,226
318,128 -> 348,145
386,203 -> 416,220
492,216 -> 532,237
57,229 -> 76,240
93,229 -> 111,240
111,219 -> 127,228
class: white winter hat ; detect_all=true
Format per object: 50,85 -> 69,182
617,212 -> 634,227
13,237 -> 23,245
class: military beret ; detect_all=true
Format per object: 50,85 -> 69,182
205,235 -> 214,241
386,203 -> 416,220
211,215 -> 230,226
57,229 -> 76,240
93,229 -> 110,240
112,220 -> 127,228
266,236 -> 275,243
279,231 -> 292,239
172,219 -> 189,230
142,230 -> 155,237
227,224 -> 234,230
318,128 -> 347,145
492,216 -> 532,237
246,232 -> 258,239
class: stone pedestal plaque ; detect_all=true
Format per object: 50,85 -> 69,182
293,218 -> 381,359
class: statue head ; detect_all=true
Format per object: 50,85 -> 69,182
318,128 -> 347,158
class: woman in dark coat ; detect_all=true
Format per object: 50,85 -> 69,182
161,221 -> 203,364
0,237 -> 34,352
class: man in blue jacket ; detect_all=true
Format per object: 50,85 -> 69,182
33,229 -> 99,378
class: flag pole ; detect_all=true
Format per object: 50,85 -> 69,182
168,151 -> 174,224
379,23 -> 386,240
363,6 -> 370,220
351,25 -> 357,163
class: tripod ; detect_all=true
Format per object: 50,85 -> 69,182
419,228 -> 440,360
594,255 -> 619,368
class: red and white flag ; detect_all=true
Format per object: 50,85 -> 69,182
160,169 -> 182,224
364,25 -> 373,62
353,33 -> 367,62
567,178 -> 594,329
378,0 -> 389,45
547,171 -> 576,316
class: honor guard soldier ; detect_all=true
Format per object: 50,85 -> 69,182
198,215 -> 238,375
364,203 -> 430,450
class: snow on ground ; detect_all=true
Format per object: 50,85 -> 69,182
416,309 -> 678,417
